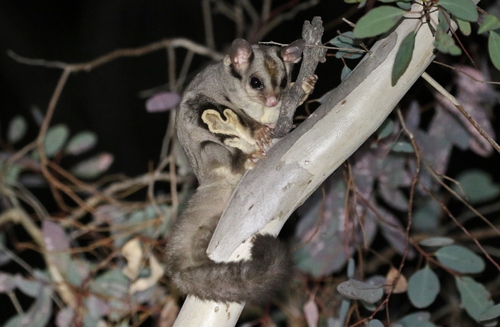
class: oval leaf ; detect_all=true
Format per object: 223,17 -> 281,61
419,237 -> 454,247
369,319 -> 384,327
435,245 -> 485,274
65,131 -> 98,155
480,303 -> 500,321
488,31 -> 500,71
146,92 -> 181,113
397,311 -> 436,327
408,266 -> 440,308
438,0 -> 478,22
337,279 -> 384,303
478,14 -> 500,34
391,140 -> 414,153
392,31 -> 415,85
7,115 -> 27,144
44,124 -> 70,158
455,18 -> 471,36
456,276 -> 494,322
353,6 -> 406,38
455,169 -> 500,204
70,153 -> 114,179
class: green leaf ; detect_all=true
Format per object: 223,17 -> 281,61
377,119 -> 394,140
455,17 -> 471,36
7,115 -> 27,144
4,286 -> 52,327
396,1 -> 412,10
337,279 -> 384,303
412,199 -> 441,232
332,32 -> 364,60
435,245 -> 485,274
330,31 -> 355,46
480,303 -> 500,321
391,140 -> 414,153
488,31 -> 500,71
369,319 -> 384,327
478,14 -> 500,34
455,169 -> 500,204
408,266 -> 440,308
419,237 -> 454,247
65,131 -> 98,155
44,124 -> 70,158
353,6 -> 406,38
438,0 -> 478,22
434,30 -> 462,56
456,276 -> 494,322
341,65 -> 352,80
70,153 -> 114,179
397,312 -> 436,327
392,31 -> 415,85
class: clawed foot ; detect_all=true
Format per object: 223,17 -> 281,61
253,124 -> 273,150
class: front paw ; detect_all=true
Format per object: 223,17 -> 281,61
253,125 -> 273,150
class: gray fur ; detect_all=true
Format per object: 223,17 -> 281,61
166,39 -> 304,303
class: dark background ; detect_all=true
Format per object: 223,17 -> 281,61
0,0 -> 349,177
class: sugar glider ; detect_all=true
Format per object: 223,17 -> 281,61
167,38 -> 316,303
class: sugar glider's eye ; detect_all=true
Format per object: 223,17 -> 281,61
250,77 -> 263,89
280,77 -> 287,88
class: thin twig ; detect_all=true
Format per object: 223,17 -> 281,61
421,72 -> 500,154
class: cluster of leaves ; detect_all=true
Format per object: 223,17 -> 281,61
2,110 -> 113,182
334,0 -> 500,85
294,60 -> 499,326
0,112 -> 176,326
337,238 -> 500,326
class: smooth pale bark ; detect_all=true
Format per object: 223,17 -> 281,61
172,2 -> 477,326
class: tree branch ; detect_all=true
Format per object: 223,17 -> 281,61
274,16 -> 327,137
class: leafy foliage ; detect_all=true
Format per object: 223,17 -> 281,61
351,0 -> 500,86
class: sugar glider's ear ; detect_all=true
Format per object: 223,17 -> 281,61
281,39 -> 305,63
224,39 -> 254,71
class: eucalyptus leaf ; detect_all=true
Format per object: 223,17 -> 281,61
396,1 -> 412,10
368,320 -> 384,327
455,17 -> 471,36
438,0 -> 478,22
488,31 -> 500,71
455,169 -> 500,204
391,140 -> 414,153
392,31 -> 415,86
456,276 -> 494,322
341,65 -> 352,80
7,115 -> 27,144
480,303 -> 500,321
353,6 -> 406,38
65,131 -> 98,155
4,286 -> 52,327
408,266 -> 440,308
337,279 -> 384,303
478,14 -> 500,34
44,124 -> 70,158
397,312 -> 436,327
435,245 -> 485,274
419,237 -> 454,247
70,153 -> 114,179
377,119 -> 394,140
0,272 -> 16,292
434,23 -> 462,56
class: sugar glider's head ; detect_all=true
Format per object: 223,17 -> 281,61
223,38 -> 305,125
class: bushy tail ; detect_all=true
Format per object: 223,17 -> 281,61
170,234 -> 291,303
